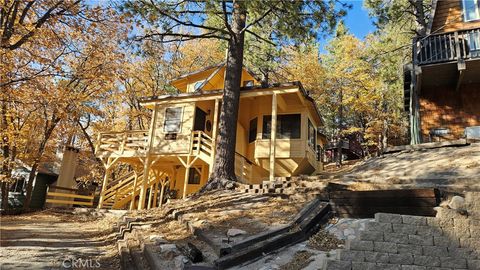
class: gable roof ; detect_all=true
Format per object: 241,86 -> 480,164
170,62 -> 262,92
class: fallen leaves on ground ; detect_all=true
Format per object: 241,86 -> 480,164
307,229 -> 344,251
279,250 -> 314,270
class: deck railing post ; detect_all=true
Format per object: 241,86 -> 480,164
98,166 -> 111,208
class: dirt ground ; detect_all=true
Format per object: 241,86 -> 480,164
0,210 -> 120,270
320,143 -> 480,190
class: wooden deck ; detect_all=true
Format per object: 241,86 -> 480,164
415,27 -> 480,66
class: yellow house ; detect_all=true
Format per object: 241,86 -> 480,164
95,63 -> 326,210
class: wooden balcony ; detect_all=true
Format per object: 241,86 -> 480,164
95,129 -> 214,162
95,130 -> 149,158
415,27 -> 480,66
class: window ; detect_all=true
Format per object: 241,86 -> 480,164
188,168 -> 201,184
193,80 -> 205,91
164,107 -> 183,133
243,80 -> 254,87
463,0 -> 480,21
308,119 -> 316,149
262,114 -> 301,139
248,118 -> 258,143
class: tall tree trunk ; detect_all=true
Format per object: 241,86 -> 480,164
411,0 -> 427,36
336,88 -> 343,167
203,0 -> 246,191
76,118 -> 103,168
23,119 -> 59,209
1,101 -> 10,210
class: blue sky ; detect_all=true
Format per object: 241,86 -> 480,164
344,1 -> 376,39
317,1 -> 376,51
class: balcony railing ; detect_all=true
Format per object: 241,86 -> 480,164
95,130 -> 149,156
415,28 -> 480,65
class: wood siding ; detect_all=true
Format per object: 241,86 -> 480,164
420,83 -> 480,141
431,0 -> 480,34
152,103 -> 195,154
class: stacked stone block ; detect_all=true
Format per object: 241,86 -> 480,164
325,192 -> 480,270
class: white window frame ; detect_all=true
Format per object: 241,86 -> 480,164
163,107 -> 183,133
463,0 -> 480,22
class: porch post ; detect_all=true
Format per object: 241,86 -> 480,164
183,165 -> 191,199
158,178 -> 168,207
269,93 -> 277,181
153,181 -> 159,207
210,98 -> 220,174
139,103 -> 158,210
138,157 -> 151,210
98,164 -> 111,209
129,171 -> 138,210
147,180 -> 154,209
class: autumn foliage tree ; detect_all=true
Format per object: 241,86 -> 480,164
0,1 -> 128,209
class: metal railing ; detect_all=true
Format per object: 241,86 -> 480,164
416,27 -> 480,65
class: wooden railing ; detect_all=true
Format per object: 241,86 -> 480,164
46,186 -> 94,207
95,130 -> 148,156
101,172 -> 138,206
190,131 -> 213,158
416,27 -> 480,65
106,171 -> 135,189
235,152 -> 253,183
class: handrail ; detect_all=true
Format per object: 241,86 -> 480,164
190,131 -> 213,157
96,129 -> 149,155
415,27 -> 480,65
106,171 -> 135,189
110,173 -> 159,208
101,173 -> 137,200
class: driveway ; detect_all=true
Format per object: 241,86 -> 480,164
0,210 -> 120,269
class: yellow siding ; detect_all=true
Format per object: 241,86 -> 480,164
151,102 -> 195,154
171,66 -> 259,93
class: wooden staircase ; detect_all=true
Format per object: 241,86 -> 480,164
101,171 -> 139,209
100,171 -> 165,210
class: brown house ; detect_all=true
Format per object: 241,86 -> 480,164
406,0 -> 480,142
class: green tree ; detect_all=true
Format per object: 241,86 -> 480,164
365,0 -> 430,144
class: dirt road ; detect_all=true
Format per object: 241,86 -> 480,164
0,210 -> 120,270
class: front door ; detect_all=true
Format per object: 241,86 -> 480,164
193,107 -> 207,132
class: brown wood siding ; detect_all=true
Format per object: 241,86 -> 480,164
419,83 -> 480,141
431,0 -> 480,34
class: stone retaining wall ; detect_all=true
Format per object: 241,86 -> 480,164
326,192 -> 480,270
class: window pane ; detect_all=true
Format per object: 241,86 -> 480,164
464,0 -> 480,21
262,114 -> 301,139
279,114 -> 301,139
262,115 -> 271,139
249,118 -> 258,143
188,168 -> 201,184
164,107 -> 182,133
